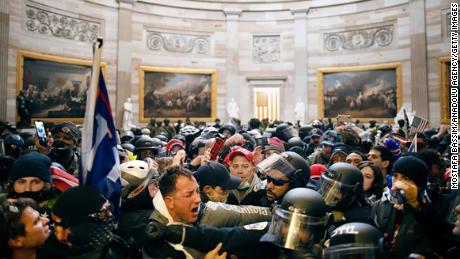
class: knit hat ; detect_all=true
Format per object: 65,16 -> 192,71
392,156 -> 429,189
265,137 -> 285,153
9,151 -> 51,183
53,186 -> 107,227
52,122 -> 81,142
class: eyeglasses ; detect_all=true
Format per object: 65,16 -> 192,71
266,175 -> 290,186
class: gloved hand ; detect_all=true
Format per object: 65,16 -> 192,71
392,179 -> 419,210
145,220 -> 185,244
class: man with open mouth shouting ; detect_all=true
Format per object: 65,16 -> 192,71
143,165 -> 272,259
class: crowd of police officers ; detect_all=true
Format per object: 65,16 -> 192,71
0,117 -> 459,259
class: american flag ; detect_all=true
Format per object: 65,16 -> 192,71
80,66 -> 121,219
409,116 -> 429,135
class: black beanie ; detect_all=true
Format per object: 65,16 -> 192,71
9,151 -> 51,183
53,186 -> 106,227
392,156 -> 429,189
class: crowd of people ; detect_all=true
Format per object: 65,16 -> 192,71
0,116 -> 459,259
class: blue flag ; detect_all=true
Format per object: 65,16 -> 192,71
80,71 -> 121,219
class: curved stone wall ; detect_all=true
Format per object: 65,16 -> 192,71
3,0 -> 452,126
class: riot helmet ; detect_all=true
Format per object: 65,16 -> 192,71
299,125 -> 313,140
219,124 -> 236,138
319,162 -> 364,209
120,130 -> 134,144
121,143 -> 135,153
260,188 -> 329,251
134,136 -> 160,160
155,134 -> 169,143
287,137 -> 305,150
4,134 -> 24,158
258,151 -> 310,188
324,222 -> 384,259
275,123 -> 297,142
189,137 -> 208,158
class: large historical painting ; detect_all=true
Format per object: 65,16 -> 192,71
440,56 -> 452,124
317,63 -> 402,120
17,51 -> 105,122
139,66 -> 217,122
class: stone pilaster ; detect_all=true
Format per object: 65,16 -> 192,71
224,9 -> 241,122
0,0 -> 9,121
409,0 -> 428,119
116,0 -> 134,128
291,8 -> 309,122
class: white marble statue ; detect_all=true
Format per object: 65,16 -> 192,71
227,98 -> 240,119
123,97 -> 135,131
295,98 -> 305,122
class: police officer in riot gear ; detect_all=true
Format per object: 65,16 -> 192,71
145,188 -> 330,259
324,222 -> 384,259
319,162 -> 371,229
133,136 -> 161,160
275,123 -> 297,142
257,151 -> 310,207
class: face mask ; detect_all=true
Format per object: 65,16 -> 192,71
11,191 -> 43,202
49,140 -> 74,169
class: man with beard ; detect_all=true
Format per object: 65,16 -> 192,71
194,161 -> 241,203
7,152 -> 56,212
258,151 -> 310,207
48,122 -> 81,176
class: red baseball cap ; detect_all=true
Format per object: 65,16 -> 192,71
224,146 -> 254,165
309,164 -> 327,179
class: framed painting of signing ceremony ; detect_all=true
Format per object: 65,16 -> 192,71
317,63 -> 402,121
139,66 -> 217,123
16,50 -> 106,123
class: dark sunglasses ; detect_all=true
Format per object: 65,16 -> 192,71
266,175 -> 290,186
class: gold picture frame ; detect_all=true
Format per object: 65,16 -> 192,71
439,56 -> 452,124
317,63 -> 402,122
139,66 -> 217,123
16,50 -> 106,123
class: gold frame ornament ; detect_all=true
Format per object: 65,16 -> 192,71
439,56 -> 452,124
139,66 -> 217,123
317,63 -> 402,122
16,50 -> 106,123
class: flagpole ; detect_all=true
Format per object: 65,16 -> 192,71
81,37 -> 104,184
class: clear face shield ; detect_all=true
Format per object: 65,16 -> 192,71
319,174 -> 355,208
262,206 -> 329,251
257,153 -> 297,179
324,244 -> 379,259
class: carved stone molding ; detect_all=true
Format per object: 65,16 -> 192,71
146,31 -> 210,54
324,25 -> 393,51
253,35 -> 280,63
24,3 -> 101,42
